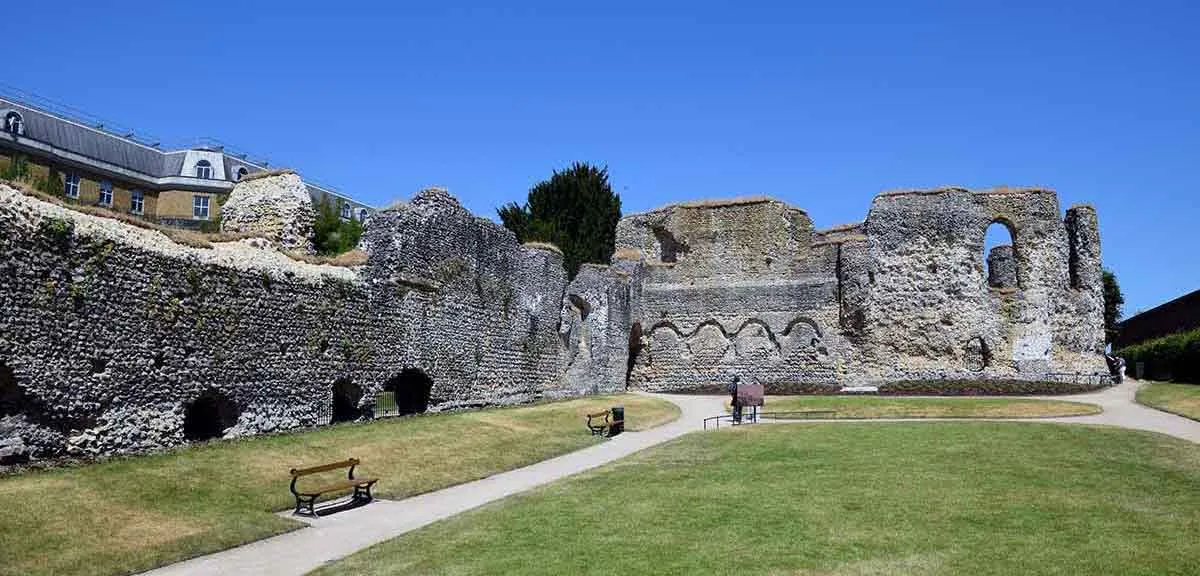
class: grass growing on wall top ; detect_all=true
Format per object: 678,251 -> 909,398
0,394 -> 679,576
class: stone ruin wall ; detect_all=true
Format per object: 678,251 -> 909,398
0,184 -> 601,462
615,188 -> 1107,392
614,198 -> 843,392
0,179 -> 1109,462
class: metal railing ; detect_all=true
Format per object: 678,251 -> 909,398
703,409 -> 841,430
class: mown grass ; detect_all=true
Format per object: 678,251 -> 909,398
0,394 -> 678,576
319,423 -> 1200,576
735,395 -> 1101,419
1137,382 -> 1200,421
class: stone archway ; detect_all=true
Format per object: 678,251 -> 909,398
984,220 -> 1019,289
331,377 -> 364,423
182,389 -> 240,441
383,369 -> 433,416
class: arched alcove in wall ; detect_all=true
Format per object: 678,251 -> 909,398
983,220 -> 1019,289
182,389 -> 241,441
625,322 -> 644,389
331,377 -> 364,423
0,361 -> 21,417
382,369 -> 433,416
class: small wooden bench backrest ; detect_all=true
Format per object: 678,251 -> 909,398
291,458 -> 359,478
586,410 -> 610,419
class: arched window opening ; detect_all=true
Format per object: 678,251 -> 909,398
331,377 -> 364,423
983,221 -> 1018,289
4,111 -> 23,135
194,160 -> 213,179
182,389 -> 240,441
381,369 -> 433,416
235,166 -> 249,181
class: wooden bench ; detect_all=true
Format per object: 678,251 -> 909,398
289,458 -> 378,517
586,410 -> 623,437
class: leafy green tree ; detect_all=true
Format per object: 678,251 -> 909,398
1103,268 -> 1125,345
498,162 -> 621,278
313,196 -> 364,255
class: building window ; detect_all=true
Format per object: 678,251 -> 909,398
63,173 -> 80,199
130,190 -> 144,215
195,160 -> 213,179
193,195 -> 210,219
235,166 -> 248,181
99,181 -> 113,207
3,111 -> 22,135
359,208 -> 368,222
341,202 -> 351,219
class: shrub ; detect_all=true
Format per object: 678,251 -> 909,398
312,196 -> 363,256
878,379 -> 1107,396
1118,328 -> 1200,383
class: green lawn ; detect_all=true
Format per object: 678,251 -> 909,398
320,423 -> 1200,576
0,394 -> 679,576
1137,382 -> 1200,421
738,395 -> 1101,419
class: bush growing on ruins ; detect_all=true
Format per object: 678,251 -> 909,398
1103,268 -> 1125,345
313,196 -> 364,255
498,162 -> 622,278
1118,327 -> 1200,383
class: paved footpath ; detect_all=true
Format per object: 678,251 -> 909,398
142,394 -> 726,576
751,378 -> 1200,444
1032,377 -> 1200,443
143,379 -> 1198,576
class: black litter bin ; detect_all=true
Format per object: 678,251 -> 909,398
610,405 -> 624,436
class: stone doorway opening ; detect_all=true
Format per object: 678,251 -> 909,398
182,389 -> 240,442
625,322 -> 644,390
382,369 -> 433,416
331,377 -> 365,423
0,362 -> 21,418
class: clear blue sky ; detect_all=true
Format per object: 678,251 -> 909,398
7,1 -> 1197,315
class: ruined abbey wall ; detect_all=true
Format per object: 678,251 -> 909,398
0,185 -> 589,462
616,188 -> 1107,392
0,180 -> 1110,462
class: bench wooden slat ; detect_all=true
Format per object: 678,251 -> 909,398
586,410 -> 610,418
297,477 -> 379,497
291,458 -> 360,477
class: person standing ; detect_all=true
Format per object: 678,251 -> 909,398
729,375 -> 742,424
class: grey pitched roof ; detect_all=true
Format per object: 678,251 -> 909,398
0,94 -> 375,209
1,97 -> 168,177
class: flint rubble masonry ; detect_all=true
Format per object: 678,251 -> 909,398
0,183 -> 1108,460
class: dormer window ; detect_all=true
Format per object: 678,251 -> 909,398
3,111 -> 23,135
195,160 -> 213,179
235,167 -> 249,181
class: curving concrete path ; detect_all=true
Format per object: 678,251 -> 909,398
140,394 -> 726,576
141,379 -> 1198,576
742,378 -> 1200,443
1031,377 -> 1200,442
